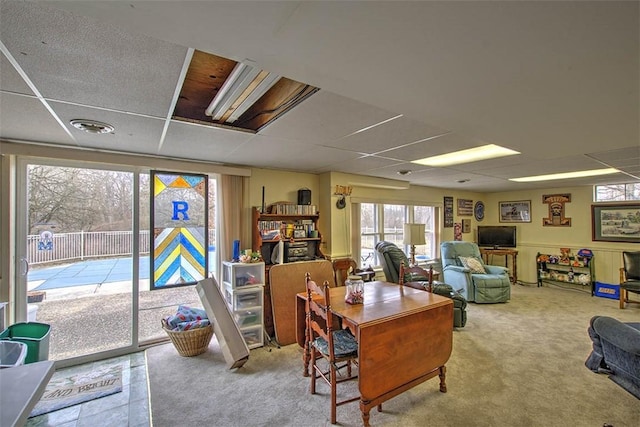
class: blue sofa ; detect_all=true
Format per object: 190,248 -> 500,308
585,315 -> 640,399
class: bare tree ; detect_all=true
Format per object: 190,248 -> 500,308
28,165 -> 134,233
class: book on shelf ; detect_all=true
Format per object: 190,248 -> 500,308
268,204 -> 317,215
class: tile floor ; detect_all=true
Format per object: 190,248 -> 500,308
25,352 -> 150,427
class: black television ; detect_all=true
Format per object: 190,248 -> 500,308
477,226 -> 517,249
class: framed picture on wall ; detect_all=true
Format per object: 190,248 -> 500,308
499,200 -> 531,223
591,203 -> 640,243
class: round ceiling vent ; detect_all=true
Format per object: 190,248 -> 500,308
69,119 -> 115,134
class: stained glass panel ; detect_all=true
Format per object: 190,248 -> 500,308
150,171 -> 208,289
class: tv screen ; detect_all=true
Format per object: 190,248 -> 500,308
477,226 -> 517,248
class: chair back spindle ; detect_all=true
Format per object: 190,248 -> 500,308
304,272 -> 360,424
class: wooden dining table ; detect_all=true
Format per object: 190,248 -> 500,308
295,281 -> 453,426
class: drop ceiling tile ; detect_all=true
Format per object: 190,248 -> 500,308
0,0 -> 188,118
222,135 -> 361,171
49,101 -> 165,155
261,90 -> 399,142
160,120 -> 254,162
0,54 -> 33,94
0,93 -> 76,145
588,147 -> 640,173
325,115 -> 450,155
601,158 -> 640,169
455,156 -> 611,179
328,156 -> 406,175
378,132 -> 478,162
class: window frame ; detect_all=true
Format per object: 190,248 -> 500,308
594,183 -> 640,202
357,202 -> 438,268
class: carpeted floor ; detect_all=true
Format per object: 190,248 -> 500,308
146,283 -> 640,427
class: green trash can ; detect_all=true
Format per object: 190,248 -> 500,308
0,322 -> 51,364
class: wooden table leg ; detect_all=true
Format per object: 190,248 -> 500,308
361,406 -> 371,427
439,366 -> 447,393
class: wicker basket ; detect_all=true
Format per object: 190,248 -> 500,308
161,319 -> 214,357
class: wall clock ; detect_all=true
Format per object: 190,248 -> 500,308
474,201 -> 485,221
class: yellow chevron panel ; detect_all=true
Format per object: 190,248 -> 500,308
154,245 -> 181,281
154,228 -> 180,254
182,228 -> 205,253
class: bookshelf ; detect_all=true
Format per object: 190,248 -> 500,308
251,206 -> 325,337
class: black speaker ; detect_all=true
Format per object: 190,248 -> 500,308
298,188 -> 311,205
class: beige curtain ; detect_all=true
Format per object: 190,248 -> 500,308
219,175 -> 249,263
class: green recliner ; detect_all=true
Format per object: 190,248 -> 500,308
374,241 -> 467,327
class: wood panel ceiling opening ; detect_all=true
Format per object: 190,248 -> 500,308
173,50 -> 319,132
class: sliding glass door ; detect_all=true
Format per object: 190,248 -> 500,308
15,159 -> 217,365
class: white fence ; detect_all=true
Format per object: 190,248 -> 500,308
27,230 -> 215,265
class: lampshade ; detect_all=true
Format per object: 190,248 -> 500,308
403,223 -> 426,246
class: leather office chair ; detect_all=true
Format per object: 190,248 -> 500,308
441,241 -> 510,303
620,251 -> 640,309
305,273 -> 360,424
331,258 -> 357,287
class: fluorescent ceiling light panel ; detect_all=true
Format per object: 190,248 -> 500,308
509,168 -> 620,182
206,61 -> 280,123
227,71 -> 280,123
206,62 -> 256,119
412,144 -> 520,167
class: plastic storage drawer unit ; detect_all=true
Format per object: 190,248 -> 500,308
0,322 -> 51,364
223,285 -> 263,311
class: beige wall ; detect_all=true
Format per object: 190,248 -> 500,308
484,186 -> 630,286
249,169 -> 631,286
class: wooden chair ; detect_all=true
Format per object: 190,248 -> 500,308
620,251 -> 640,309
305,273 -> 359,424
398,261 -> 434,289
331,258 -> 357,287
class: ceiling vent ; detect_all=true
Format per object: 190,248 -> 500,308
69,119 -> 115,134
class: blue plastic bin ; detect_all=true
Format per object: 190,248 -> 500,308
0,322 -> 50,364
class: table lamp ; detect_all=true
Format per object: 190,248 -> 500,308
403,223 -> 426,266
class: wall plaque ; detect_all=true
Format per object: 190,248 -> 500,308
457,198 -> 473,216
444,196 -> 454,228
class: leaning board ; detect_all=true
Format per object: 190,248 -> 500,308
196,278 -> 249,369
269,260 -> 336,346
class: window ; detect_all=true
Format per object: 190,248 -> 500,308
595,183 -> 640,202
359,203 -> 436,267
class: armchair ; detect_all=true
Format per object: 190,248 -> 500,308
375,241 -> 467,327
620,251 -> 640,309
375,241 -> 427,285
440,241 -> 511,303
585,316 -> 640,399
